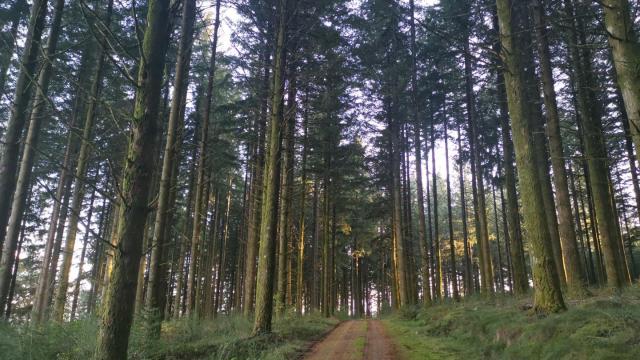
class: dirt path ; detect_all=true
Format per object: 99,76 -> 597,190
303,320 -> 398,360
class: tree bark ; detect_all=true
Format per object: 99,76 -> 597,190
495,0 -> 565,313
186,0 -> 221,316
145,0 -> 196,332
52,0 -> 113,321
531,0 -> 586,294
0,0 -> 48,251
94,0 -> 171,357
70,185 -> 97,321
444,115 -> 459,300
243,32 -> 270,318
494,12 -> 528,296
0,0 -> 65,311
600,0 -> 640,169
0,0 -> 28,99
564,0 -> 628,289
252,0 -> 287,335
276,53 -> 297,316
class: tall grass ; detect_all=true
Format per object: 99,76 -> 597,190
384,285 -> 640,359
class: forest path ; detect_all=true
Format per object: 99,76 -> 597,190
302,319 -> 398,360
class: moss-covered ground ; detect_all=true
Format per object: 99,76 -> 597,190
384,285 -> 640,359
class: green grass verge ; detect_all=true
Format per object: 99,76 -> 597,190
0,312 -> 338,359
352,320 -> 367,360
384,285 -> 640,359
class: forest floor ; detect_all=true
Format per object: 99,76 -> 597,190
3,286 -> 640,359
383,284 -> 640,359
303,320 -> 397,360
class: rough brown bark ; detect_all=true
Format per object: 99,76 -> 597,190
496,0 -> 565,313
494,9 -> 528,296
531,0 -> 585,294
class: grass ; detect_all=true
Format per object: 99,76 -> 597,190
352,320 -> 367,360
0,311 -> 338,360
383,285 -> 640,359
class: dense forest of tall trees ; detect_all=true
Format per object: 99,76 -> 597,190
0,0 -> 639,357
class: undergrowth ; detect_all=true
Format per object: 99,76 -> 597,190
0,311 -> 338,359
384,285 -> 640,359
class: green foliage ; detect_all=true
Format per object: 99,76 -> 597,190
0,318 -> 98,360
384,285 -> 640,359
0,313 -> 337,359
397,304 -> 421,320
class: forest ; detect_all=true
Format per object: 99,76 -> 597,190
0,0 -> 639,358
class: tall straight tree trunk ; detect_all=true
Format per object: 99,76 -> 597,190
444,116 -> 459,300
94,0 -> 171,357
4,224 -> 24,319
409,0 -> 431,306
391,110 -> 409,306
495,30 -> 528,295
70,185 -> 97,321
463,18 -> 493,295
564,0 -> 628,289
491,183 -> 505,292
0,0 -> 48,253
52,0 -> 113,321
173,86 -> 203,318
600,0 -> 640,168
429,120 -> 441,299
531,0 -> 585,294
32,39 -> 97,323
322,153 -> 331,316
0,0 -> 28,98
243,36 -> 271,317
186,0 -> 221,316
88,192 -> 111,315
499,183 -> 514,291
619,94 -> 640,222
276,55 -> 297,316
495,0 -> 565,313
311,177 -> 320,310
252,0 -> 287,335
146,0 -> 197,332
457,124 -> 473,296
296,96 -> 309,313
0,0 -> 65,311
